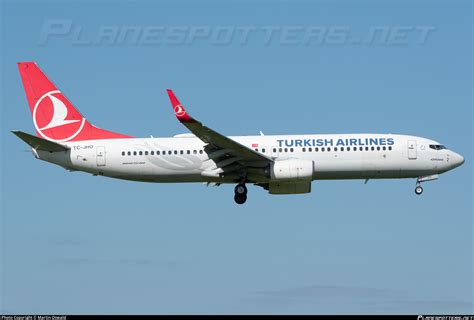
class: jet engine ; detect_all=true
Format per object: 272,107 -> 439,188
270,159 -> 314,181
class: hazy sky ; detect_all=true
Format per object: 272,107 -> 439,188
1,0 -> 472,315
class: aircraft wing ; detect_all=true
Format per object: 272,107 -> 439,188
166,90 -> 272,174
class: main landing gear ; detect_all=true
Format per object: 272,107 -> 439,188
234,183 -> 248,205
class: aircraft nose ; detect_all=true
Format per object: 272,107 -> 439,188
452,152 -> 465,168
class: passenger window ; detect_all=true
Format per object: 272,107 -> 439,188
273,148 -> 277,153
359,147 -> 363,151
180,150 -> 184,155
322,147 -> 325,152
151,151 -> 154,155
193,150 -> 197,154
199,150 -> 203,154
327,147 -> 331,152
168,151 -> 172,155
127,151 -> 131,156
308,148 -> 312,152
121,152 -> 125,156
377,146 -> 380,151
341,147 -> 344,151
302,148 -> 306,152
279,148 -> 283,152
290,148 -> 294,152
145,151 -> 148,156
382,146 -> 386,151
157,151 -> 160,155
254,149 -> 258,152
334,147 -> 338,151
353,147 -> 357,151
133,151 -> 137,156
139,151 -> 143,156
187,150 -> 191,154
262,148 -> 266,153
371,146 -> 375,151
284,148 -> 288,152
315,147 -> 319,152
365,147 -> 369,151
388,146 -> 392,151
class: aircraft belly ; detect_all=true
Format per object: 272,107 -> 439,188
108,173 -> 205,183
313,159 -> 403,180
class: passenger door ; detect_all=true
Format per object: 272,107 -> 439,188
408,140 -> 417,160
96,146 -> 106,166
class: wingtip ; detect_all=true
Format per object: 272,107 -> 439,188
165,90 -> 195,123
166,89 -> 176,98
166,89 -> 180,107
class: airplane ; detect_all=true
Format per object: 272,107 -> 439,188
13,62 -> 465,205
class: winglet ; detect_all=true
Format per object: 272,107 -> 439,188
166,89 -> 195,123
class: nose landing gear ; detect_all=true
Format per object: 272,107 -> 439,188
234,183 -> 248,205
414,174 -> 438,195
415,184 -> 423,195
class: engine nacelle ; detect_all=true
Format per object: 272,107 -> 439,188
270,159 -> 314,182
269,181 -> 311,194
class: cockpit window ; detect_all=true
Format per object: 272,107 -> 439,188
429,144 -> 447,150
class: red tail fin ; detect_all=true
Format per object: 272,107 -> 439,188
17,62 -> 131,142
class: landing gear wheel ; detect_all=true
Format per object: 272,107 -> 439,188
235,184 -> 247,196
234,194 -> 247,205
415,186 -> 423,195
234,183 -> 248,204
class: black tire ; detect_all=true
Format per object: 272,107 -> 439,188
234,194 -> 247,205
415,186 -> 423,195
234,184 -> 247,196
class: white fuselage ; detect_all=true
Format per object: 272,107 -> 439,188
36,133 -> 464,185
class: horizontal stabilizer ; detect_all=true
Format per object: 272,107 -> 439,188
12,130 -> 70,152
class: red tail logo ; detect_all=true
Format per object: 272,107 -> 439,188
18,62 -> 131,142
34,90 -> 85,142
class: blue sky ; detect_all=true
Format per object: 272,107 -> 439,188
1,0 -> 472,315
